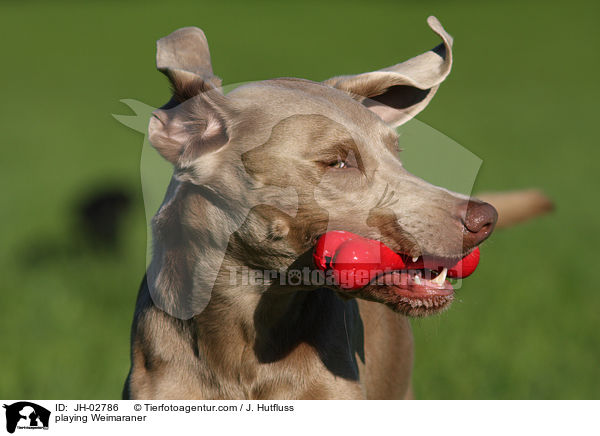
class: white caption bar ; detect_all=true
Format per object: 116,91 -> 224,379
1,400 -> 597,435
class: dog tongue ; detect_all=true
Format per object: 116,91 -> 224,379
313,231 -> 480,290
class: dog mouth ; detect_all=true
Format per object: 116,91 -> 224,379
336,255 -> 458,317
372,264 -> 453,295
313,231 -> 480,317
359,263 -> 455,316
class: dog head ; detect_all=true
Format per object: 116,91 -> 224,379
147,17 -> 497,318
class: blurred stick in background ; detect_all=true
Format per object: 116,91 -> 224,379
477,190 -> 554,229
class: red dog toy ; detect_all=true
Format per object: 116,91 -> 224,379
313,231 -> 480,290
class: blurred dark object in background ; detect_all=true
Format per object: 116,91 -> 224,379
76,187 -> 132,251
20,185 -> 133,267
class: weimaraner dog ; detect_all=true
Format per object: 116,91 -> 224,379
123,16 -> 552,399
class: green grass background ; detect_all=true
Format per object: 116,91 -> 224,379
1,0 -> 598,399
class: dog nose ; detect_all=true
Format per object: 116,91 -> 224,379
461,200 -> 498,248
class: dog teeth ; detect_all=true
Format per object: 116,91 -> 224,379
412,256 -> 419,262
413,275 -> 422,285
431,267 -> 448,286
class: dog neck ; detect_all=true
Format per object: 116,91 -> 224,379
190,274 -> 364,387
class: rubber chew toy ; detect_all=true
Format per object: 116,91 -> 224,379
313,231 -> 480,290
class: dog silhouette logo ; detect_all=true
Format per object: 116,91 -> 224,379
3,402 -> 50,433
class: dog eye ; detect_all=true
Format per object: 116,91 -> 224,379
322,150 -> 361,171
330,160 -> 348,169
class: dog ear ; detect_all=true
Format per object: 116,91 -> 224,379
324,16 -> 453,127
157,27 -> 222,103
148,95 -> 229,166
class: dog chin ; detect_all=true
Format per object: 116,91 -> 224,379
342,283 -> 455,317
